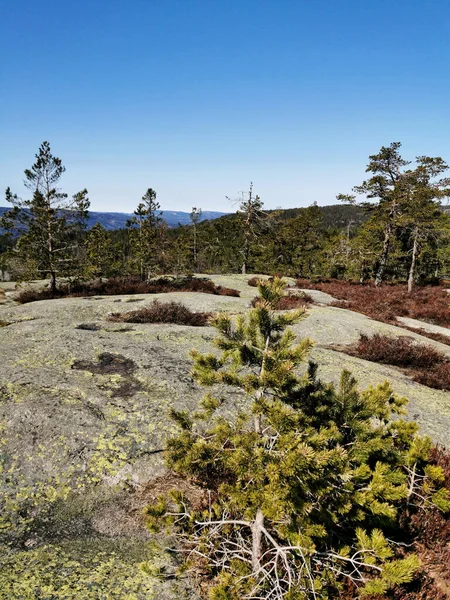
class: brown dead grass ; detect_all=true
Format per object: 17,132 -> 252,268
140,472 -> 208,513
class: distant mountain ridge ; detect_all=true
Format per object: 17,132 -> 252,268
0,208 -> 228,231
3,204 -> 448,235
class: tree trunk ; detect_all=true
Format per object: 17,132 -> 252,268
50,271 -> 57,295
407,230 -> 419,294
252,508 -> 264,573
375,224 -> 392,287
193,226 -> 197,268
242,227 -> 250,275
242,238 -> 248,275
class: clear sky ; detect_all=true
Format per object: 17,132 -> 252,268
2,0 -> 450,213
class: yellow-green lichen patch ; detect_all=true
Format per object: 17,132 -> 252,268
0,540 -> 158,600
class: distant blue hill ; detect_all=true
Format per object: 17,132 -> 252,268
0,207 -> 228,232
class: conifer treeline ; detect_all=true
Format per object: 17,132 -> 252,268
2,141 -> 450,287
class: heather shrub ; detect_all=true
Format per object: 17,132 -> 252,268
17,276 -> 240,303
398,325 -> 450,347
251,292 -> 313,310
413,361 -> 450,390
16,287 -> 64,303
296,280 -> 450,327
347,333 -> 450,391
108,300 -> 211,326
248,276 -> 262,287
354,334 -> 445,369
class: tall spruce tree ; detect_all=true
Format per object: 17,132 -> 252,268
1,142 -> 89,293
147,278 -> 450,599
126,188 -> 162,280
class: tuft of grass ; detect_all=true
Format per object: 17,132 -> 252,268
296,279 -> 450,328
108,300 -> 211,326
16,276 -> 240,303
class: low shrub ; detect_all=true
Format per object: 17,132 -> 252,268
247,276 -> 262,287
16,288 -> 63,303
75,323 -> 102,331
249,275 -> 287,288
398,325 -> 450,347
251,292 -> 313,310
108,300 -> 211,326
401,446 -> 450,600
413,361 -> 450,390
17,276 -> 240,303
353,333 -> 444,369
296,279 -> 450,328
345,333 -> 450,391
275,293 -> 313,310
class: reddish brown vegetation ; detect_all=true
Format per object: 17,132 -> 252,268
17,276 -> 240,303
108,300 -> 211,326
247,276 -> 262,287
397,325 -> 450,347
414,361 -> 450,390
251,292 -> 313,310
353,333 -> 444,369
275,293 -> 313,310
296,279 -> 450,328
344,333 -> 450,391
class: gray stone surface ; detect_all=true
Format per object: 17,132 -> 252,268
1,273 -> 449,594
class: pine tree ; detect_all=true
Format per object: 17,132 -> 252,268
396,157 -> 450,292
147,278 -> 450,599
85,223 -> 117,279
228,183 -> 266,275
1,142 -> 89,293
339,143 -> 450,287
127,188 -> 162,280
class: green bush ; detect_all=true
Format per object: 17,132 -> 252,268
146,278 -> 450,599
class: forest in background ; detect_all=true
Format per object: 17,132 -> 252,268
1,141 -> 450,291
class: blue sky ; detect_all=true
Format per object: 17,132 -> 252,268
2,0 -> 450,212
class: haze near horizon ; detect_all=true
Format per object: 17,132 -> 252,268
2,0 -> 450,212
